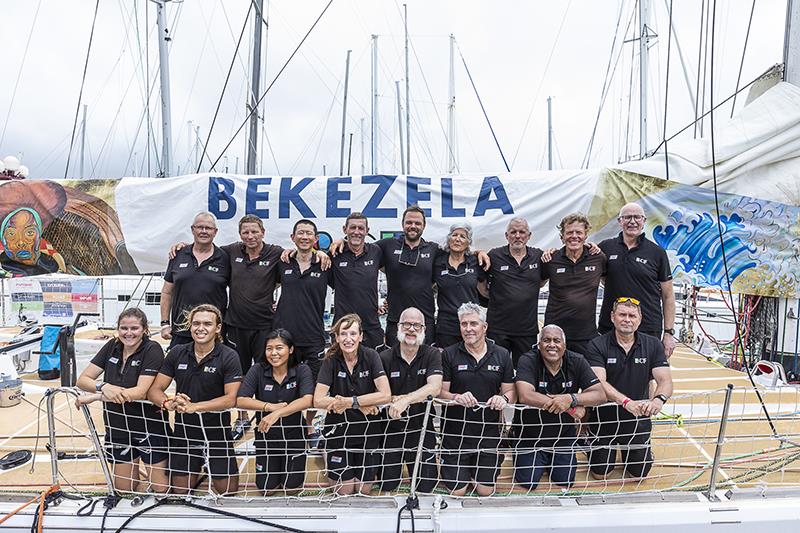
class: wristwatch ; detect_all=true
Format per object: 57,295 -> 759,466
351,395 -> 360,409
160,320 -> 170,327
569,393 -> 578,408
95,382 -> 104,392
663,328 -> 675,336
655,394 -> 669,403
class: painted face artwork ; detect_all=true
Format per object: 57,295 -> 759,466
1,208 -> 42,265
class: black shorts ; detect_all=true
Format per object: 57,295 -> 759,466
294,344 -> 325,381
169,423 -> 238,479
377,423 -> 438,493
439,450 -> 502,490
105,432 -> 168,465
566,335 -> 598,358
226,325 -> 272,374
587,413 -> 653,478
323,415 -> 382,482
434,331 -> 462,349
486,332 -> 536,368
254,436 -> 307,491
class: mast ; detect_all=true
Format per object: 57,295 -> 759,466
784,0 -> 800,86
80,104 -> 87,179
339,49 -> 352,175
547,96 -> 553,170
638,0 -> 650,159
371,35 -> 379,174
155,0 -> 172,177
247,0 -> 264,175
404,4 -> 410,173
360,117 -> 366,175
447,34 -> 456,174
396,80 -> 406,174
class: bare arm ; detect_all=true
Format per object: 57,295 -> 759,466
477,279 -> 489,299
236,396 -> 288,413
640,366 -> 674,417
661,280 -> 677,357
76,363 -> 103,393
147,373 -> 175,409
160,282 -> 174,339
388,375 -> 442,419
313,382 -> 335,411
181,382 -> 241,413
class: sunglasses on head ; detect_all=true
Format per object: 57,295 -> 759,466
616,297 -> 640,305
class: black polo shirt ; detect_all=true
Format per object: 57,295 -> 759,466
222,242 -> 283,328
542,247 -> 606,341
377,237 -> 439,322
331,243 -> 383,331
486,245 -> 543,337
379,344 -> 442,424
163,245 -> 230,330
159,342 -> 243,425
516,348 -> 600,448
318,346 -> 386,430
273,256 -> 332,347
441,341 -> 514,449
598,233 -> 672,334
90,338 -> 166,437
237,363 -> 314,440
433,251 -> 486,337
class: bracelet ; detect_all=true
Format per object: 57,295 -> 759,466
622,398 -> 631,408
501,394 -> 510,403
567,407 -> 577,415
262,402 -> 269,412
160,396 -> 174,411
160,320 -> 170,326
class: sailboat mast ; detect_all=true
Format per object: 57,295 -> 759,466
404,4 -> 410,173
155,0 -> 172,177
80,104 -> 87,179
396,80 -> 406,174
784,0 -> 800,85
639,0 -> 650,159
371,35 -> 379,174
547,97 -> 553,171
247,0 -> 264,176
339,49 -> 352,176
447,34 -> 456,174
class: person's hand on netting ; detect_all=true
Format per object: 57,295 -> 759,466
640,398 -> 664,417
172,393 -> 191,410
329,395 -> 351,414
177,401 -> 198,414
259,412 -> 281,432
263,402 -> 288,413
486,394 -> 507,411
543,394 -> 572,414
100,383 -> 128,404
388,397 -> 410,419
570,406 -> 586,422
622,399 -> 644,417
359,405 -> 379,416
74,392 -> 100,409
453,391 -> 478,408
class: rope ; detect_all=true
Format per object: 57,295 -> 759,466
63,0 -> 101,179
0,484 -> 59,527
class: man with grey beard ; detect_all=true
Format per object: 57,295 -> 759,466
376,307 -> 443,493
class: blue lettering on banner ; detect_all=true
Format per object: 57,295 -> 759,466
279,177 -> 315,218
474,176 -> 514,216
209,176 -> 237,220
362,175 -> 398,218
406,176 -> 431,216
246,177 -> 272,218
326,177 -> 351,217
441,177 -> 466,217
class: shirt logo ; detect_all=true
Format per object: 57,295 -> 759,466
286,382 -> 297,389
465,268 -> 474,273
487,364 -> 501,372
500,265 -> 509,271
337,371 -> 347,378
539,381 -> 548,388
264,384 -> 274,391
179,263 -> 189,268
635,257 -> 648,265
585,266 -> 596,271
441,270 -> 448,275
259,260 -> 270,266
331,455 -> 343,463
417,368 -> 427,375
203,366 -> 217,373
393,250 -> 402,255
607,358 -> 617,364
208,266 -> 219,272
421,253 -> 430,258
564,380 -> 573,387
609,255 -> 618,260
364,260 -> 374,266
556,268 -> 566,274
284,269 -> 293,274
634,357 -> 647,364
358,370 -> 370,378
235,257 -> 244,263
339,261 -> 348,267
109,357 -> 119,364
310,272 -> 321,278
131,360 -> 140,367
390,371 -> 401,378
177,363 -> 188,370
529,264 -> 538,269
457,364 -> 469,371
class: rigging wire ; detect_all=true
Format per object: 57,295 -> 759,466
208,0 -> 335,172
662,0 -> 674,181
707,0 -> 778,438
196,2 -> 254,174
456,44 -> 510,172
0,0 -> 42,152
623,9 -> 637,163
693,0 -> 705,139
63,0 -> 101,179
729,0 -> 756,118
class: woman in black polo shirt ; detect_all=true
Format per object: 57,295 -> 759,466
149,304 -> 243,495
236,329 -> 313,494
75,308 -> 169,493
314,314 -> 391,495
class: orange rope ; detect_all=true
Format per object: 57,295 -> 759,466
0,484 -> 60,530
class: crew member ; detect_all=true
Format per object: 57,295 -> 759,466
541,213 -> 606,355
433,222 -> 487,347
439,303 -> 516,496
486,217 -> 543,366
377,307 -> 442,493
585,297 -> 673,479
160,212 -> 230,348
314,314 -> 391,495
598,203 -> 677,357
149,304 -> 243,495
75,308 -> 169,493
236,329 -> 314,494
514,325 -> 605,490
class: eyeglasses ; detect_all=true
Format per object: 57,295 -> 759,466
619,214 -> 646,222
192,225 -> 217,232
399,322 -> 425,332
616,297 -> 641,305
397,241 -> 421,267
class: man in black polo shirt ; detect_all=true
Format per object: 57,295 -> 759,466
377,205 -> 439,347
439,302 -> 516,496
274,219 -> 333,379
331,212 -> 385,349
486,217 -> 543,367
542,213 -> 606,355
377,307 -> 442,493
514,325 -> 605,490
599,202 -> 677,357
585,298 -> 673,479
160,212 -> 230,348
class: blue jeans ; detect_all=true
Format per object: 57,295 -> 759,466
514,450 -> 577,490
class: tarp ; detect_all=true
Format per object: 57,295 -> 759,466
1,171 -> 798,297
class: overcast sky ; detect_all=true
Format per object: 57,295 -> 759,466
0,0 -> 787,179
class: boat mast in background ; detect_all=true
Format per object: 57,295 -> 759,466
339,50 -> 352,176
639,0 -> 652,159
155,0 -> 173,177
404,4 -> 410,174
784,0 -> 800,86
396,81 -> 406,174
447,34 -> 456,174
371,35 -> 379,174
79,104 -> 87,179
547,96 -> 554,171
247,0 -> 265,176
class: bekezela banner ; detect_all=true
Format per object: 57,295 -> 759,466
0,170 -> 798,298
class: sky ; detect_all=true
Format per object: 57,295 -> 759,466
0,0 -> 788,179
